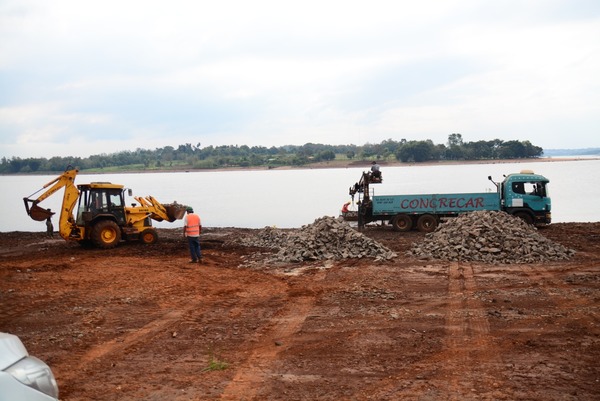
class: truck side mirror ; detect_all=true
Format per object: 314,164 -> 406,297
128,188 -> 133,196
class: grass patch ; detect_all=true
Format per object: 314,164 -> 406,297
203,353 -> 229,372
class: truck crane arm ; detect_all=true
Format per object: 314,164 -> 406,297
349,171 -> 378,200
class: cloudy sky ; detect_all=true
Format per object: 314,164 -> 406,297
1,0 -> 599,159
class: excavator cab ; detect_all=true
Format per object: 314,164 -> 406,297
75,183 -> 127,226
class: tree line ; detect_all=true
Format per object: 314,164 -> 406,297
0,134 -> 543,174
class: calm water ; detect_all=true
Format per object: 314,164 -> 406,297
2,159 -> 599,233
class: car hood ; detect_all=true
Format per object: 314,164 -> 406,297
0,332 -> 28,370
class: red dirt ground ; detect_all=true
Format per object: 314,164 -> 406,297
1,222 -> 599,400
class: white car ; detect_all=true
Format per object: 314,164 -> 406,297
0,332 -> 59,401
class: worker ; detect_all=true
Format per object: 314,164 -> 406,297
370,161 -> 382,180
45,216 -> 54,238
341,201 -> 351,215
183,206 -> 202,263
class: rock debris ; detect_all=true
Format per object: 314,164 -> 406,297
408,210 -> 575,264
238,216 -> 397,262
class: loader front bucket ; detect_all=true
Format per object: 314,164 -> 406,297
165,204 -> 187,221
28,204 -> 55,221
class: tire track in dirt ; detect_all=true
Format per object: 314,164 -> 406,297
58,295 -> 204,386
519,263 -> 599,320
358,262 -> 505,400
219,270 -> 326,401
54,257 -> 291,396
440,262 -> 505,400
511,263 -> 600,398
57,257 -> 296,399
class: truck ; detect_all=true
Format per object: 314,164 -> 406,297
347,169 -> 552,232
23,166 -> 187,248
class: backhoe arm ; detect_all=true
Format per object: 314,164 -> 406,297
23,167 -> 81,240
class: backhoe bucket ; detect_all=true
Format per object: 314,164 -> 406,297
165,204 -> 187,220
28,204 -> 55,221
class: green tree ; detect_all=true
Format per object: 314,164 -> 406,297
396,140 -> 436,162
446,133 -> 464,160
317,150 -> 336,161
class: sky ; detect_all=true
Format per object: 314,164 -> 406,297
1,0 -> 599,159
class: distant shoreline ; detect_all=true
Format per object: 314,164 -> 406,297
3,156 -> 598,176
197,156 -> 600,173
286,156 -> 600,170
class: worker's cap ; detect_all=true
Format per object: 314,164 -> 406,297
186,207 -> 194,212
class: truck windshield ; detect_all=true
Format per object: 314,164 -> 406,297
510,181 -> 548,197
523,181 -> 547,197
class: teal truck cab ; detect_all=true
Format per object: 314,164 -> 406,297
348,169 -> 551,232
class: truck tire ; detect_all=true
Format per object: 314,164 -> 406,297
416,214 -> 438,233
391,214 -> 413,232
140,228 -> 158,244
92,220 -> 121,249
513,211 -> 534,225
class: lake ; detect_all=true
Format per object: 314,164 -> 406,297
3,159 -> 599,233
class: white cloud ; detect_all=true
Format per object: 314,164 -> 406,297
1,0 -> 599,158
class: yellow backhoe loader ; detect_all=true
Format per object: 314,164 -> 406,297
23,166 -> 187,248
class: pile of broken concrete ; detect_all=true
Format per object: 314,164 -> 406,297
238,216 -> 397,263
408,210 -> 575,264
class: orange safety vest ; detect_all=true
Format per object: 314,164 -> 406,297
185,213 -> 201,237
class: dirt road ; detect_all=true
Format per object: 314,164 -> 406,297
1,222 -> 599,400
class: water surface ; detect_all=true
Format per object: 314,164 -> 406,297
3,159 -> 599,232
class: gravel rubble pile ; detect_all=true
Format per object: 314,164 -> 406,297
239,216 -> 397,262
408,210 -> 575,264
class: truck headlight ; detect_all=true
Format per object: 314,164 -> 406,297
5,356 -> 59,399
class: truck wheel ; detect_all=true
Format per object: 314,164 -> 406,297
391,214 -> 413,232
417,214 -> 438,233
92,220 -> 121,249
140,228 -> 158,244
514,211 -> 534,225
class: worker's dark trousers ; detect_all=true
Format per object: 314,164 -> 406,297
187,236 -> 202,261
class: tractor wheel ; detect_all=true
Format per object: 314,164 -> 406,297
513,211 -> 534,225
391,214 -> 413,232
140,228 -> 158,245
416,214 -> 438,233
91,220 -> 122,249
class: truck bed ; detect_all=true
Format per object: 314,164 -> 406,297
372,192 -> 500,216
